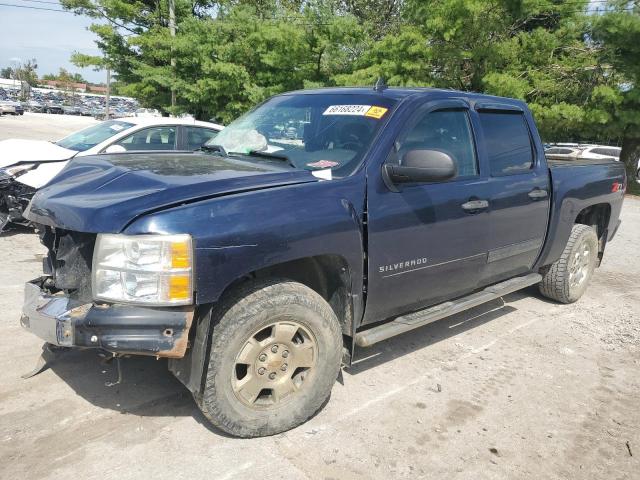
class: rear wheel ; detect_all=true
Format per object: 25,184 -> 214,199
539,224 -> 599,303
199,279 -> 343,438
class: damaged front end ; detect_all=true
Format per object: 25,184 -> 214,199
20,227 -> 194,358
0,170 -> 36,231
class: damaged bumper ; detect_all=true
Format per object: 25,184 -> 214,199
0,173 -> 35,230
20,278 -> 194,358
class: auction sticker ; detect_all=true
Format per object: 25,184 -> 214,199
323,105 -> 371,116
323,105 -> 388,119
364,106 -> 388,119
307,160 -> 340,169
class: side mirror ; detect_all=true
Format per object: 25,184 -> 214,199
384,149 -> 457,186
104,144 -> 127,154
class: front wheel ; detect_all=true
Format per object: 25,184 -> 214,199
539,224 -> 599,304
199,279 -> 343,438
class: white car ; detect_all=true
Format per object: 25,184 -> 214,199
579,145 -> 621,161
0,100 -> 17,115
546,144 -> 621,162
0,117 -> 223,230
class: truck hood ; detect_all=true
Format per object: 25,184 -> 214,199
25,152 -> 317,233
0,139 -> 77,168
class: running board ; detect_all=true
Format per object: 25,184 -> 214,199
355,273 -> 542,348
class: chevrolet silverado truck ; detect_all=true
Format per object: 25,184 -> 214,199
20,86 -> 626,438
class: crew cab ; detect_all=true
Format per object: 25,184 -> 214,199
19,87 -> 626,438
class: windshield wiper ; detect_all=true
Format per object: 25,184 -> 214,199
243,149 -> 296,168
200,144 -> 228,156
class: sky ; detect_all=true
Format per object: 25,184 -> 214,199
0,2 -> 104,83
0,0 -> 606,85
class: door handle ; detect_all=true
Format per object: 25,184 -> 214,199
528,188 -> 548,200
461,199 -> 489,212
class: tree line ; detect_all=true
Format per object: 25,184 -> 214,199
58,0 -> 640,178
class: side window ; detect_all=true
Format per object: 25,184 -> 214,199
184,126 -> 219,150
396,109 -> 478,177
479,112 -> 534,175
546,148 -> 572,155
115,126 -> 177,151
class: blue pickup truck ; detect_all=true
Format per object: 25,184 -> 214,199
20,86 -> 626,437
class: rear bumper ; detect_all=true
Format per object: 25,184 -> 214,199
20,278 -> 194,358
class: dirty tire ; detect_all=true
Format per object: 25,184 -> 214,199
199,279 -> 342,438
539,224 -> 599,304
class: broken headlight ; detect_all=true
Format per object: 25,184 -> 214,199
92,234 -> 193,306
2,163 -> 37,178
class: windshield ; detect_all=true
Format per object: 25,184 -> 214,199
207,93 -> 397,177
56,120 -> 135,152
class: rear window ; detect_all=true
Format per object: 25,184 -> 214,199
546,148 -> 573,155
479,112 -> 534,175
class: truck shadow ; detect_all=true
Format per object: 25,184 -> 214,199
46,349 -> 231,436
346,288 -> 545,375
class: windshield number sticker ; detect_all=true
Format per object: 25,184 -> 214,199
323,105 -> 388,119
110,124 -> 125,131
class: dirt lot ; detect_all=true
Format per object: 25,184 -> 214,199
0,115 -> 638,479
0,112 -> 97,140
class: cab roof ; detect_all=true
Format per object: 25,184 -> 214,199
281,86 -> 527,109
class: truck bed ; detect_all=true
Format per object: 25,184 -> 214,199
546,157 -> 620,167
535,159 -> 626,269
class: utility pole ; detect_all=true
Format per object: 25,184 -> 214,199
105,66 -> 111,120
169,0 -> 176,111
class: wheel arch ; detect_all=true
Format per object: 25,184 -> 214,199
220,254 -> 354,336
169,255 -> 355,397
574,202 -> 611,241
573,202 -> 611,259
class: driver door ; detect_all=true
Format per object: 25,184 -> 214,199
363,100 -> 491,324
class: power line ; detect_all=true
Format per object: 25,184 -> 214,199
0,2 -> 67,12
16,0 -> 62,5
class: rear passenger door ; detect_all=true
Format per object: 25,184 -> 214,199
112,126 -> 178,151
478,106 -> 550,285
181,126 -> 220,150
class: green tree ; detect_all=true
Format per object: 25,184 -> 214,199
592,1 -> 640,186
42,68 -> 88,84
63,0 -> 368,120
339,1 -> 629,148
5,59 -> 39,87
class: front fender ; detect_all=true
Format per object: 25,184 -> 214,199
124,175 -> 366,307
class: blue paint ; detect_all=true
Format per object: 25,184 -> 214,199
26,87 -> 626,333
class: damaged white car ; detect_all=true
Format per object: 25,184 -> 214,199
0,117 -> 223,231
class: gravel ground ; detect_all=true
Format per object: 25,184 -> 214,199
0,112 -> 98,141
0,115 -> 638,479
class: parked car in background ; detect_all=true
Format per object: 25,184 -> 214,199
545,144 -> 621,162
44,103 -> 64,114
0,100 -> 17,115
580,145 -> 621,161
25,101 -> 45,113
6,100 -> 24,115
62,105 -> 82,116
544,145 -> 580,161
134,108 -> 162,117
0,117 -> 223,231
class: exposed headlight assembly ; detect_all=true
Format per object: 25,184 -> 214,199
3,163 -> 37,178
92,234 -> 193,306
